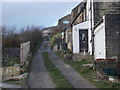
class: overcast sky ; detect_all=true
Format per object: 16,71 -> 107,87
2,2 -> 80,32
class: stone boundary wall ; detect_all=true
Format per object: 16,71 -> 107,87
73,53 -> 94,61
3,48 -> 20,57
0,66 -> 20,77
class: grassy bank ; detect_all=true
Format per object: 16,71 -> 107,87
42,52 -> 73,88
56,51 -> 119,89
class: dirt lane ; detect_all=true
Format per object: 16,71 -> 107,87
27,47 -> 55,88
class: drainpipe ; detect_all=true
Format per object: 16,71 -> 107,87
64,28 -> 66,43
90,0 -> 94,55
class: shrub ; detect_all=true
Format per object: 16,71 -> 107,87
50,33 -> 62,48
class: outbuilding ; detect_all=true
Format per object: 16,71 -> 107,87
94,14 -> 120,60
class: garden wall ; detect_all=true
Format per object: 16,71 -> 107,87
0,66 -> 20,77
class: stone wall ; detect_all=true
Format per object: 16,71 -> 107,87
2,48 -> 20,57
94,60 -> 119,78
0,66 -> 20,77
65,28 -> 72,51
53,45 -> 59,52
93,2 -> 120,26
105,14 -> 120,60
58,14 -> 71,31
73,53 -> 94,61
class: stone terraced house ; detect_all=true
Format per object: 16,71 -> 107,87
65,0 -> 120,60
56,0 -> 120,80
57,0 -> 120,61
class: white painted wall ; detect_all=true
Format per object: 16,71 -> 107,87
73,26 -> 79,53
72,21 -> 89,53
94,18 -> 106,60
86,0 -> 94,55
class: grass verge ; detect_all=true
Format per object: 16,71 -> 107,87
56,51 -> 119,89
42,52 -> 73,88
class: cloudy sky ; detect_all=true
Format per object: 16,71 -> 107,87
2,2 -> 80,32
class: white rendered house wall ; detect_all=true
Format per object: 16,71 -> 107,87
94,17 -> 106,60
72,21 -> 89,53
73,26 -> 79,53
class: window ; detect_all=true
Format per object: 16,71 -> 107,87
82,33 -> 85,41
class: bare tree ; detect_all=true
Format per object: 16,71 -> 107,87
2,25 -> 43,49
2,26 -> 20,48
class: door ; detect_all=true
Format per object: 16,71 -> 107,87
79,29 -> 88,52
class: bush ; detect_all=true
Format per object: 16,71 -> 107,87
66,49 -> 72,54
50,33 -> 62,48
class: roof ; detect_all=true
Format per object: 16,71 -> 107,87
93,19 -> 103,29
69,1 -> 86,27
58,14 -> 71,21
42,26 -> 58,31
